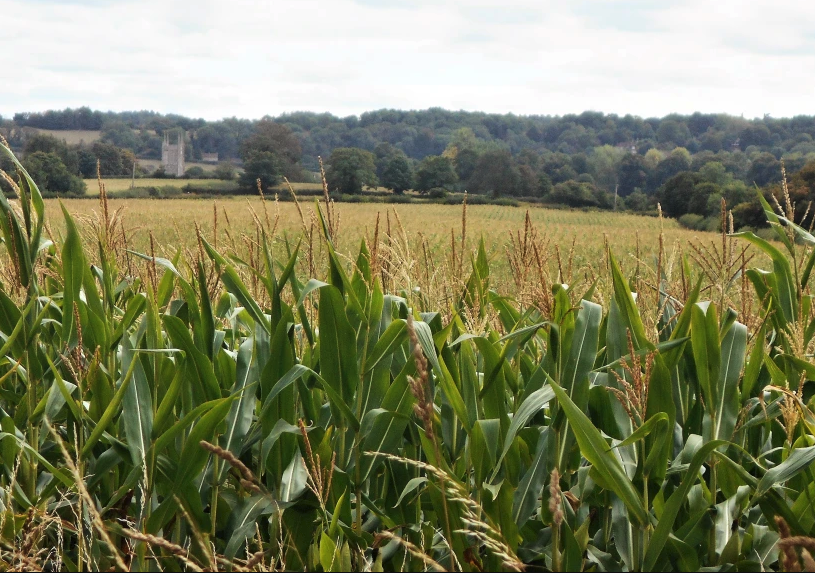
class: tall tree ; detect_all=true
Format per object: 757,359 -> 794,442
747,152 -> 782,187
617,153 -> 649,196
467,149 -> 518,197
239,151 -> 280,193
415,155 -> 457,192
23,133 -> 79,174
240,118 -> 303,180
21,152 -> 86,196
325,148 -> 378,194
380,153 -> 413,194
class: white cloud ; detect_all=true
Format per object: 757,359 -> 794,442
1,0 -> 812,120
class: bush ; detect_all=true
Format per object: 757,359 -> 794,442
678,213 -> 705,230
385,194 -> 412,204
756,227 -> 777,241
678,213 -> 720,232
428,187 -> 448,199
491,197 -> 519,207
463,194 -> 490,205
152,166 -> 172,179
214,162 -> 236,181
184,166 -> 207,179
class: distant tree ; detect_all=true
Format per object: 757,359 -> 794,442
656,119 -> 691,147
688,181 -> 722,216
643,148 -> 663,170
23,133 -> 79,174
792,159 -> 815,196
454,147 -> 479,182
240,118 -> 302,180
617,154 -> 649,196
467,150 -> 517,197
0,148 -> 17,195
22,152 -> 85,196
731,196 -> 766,230
90,141 -> 130,176
101,121 -> 140,151
548,180 -> 600,207
373,142 -> 399,179
516,165 -> 538,196
722,179 -> 750,207
239,151 -> 281,193
739,124 -> 772,149
747,152 -> 782,187
697,129 -> 724,152
625,189 -> 650,211
658,172 -> 700,217
325,148 -> 378,194
538,173 -> 554,197
415,156 -> 457,193
697,161 -> 730,186
650,148 -> 692,191
588,145 -> 625,192
214,162 -> 236,181
380,153 -> 413,193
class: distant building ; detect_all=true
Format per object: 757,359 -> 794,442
161,130 -> 185,177
616,141 -> 639,155
201,152 -> 219,163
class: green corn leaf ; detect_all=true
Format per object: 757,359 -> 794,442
756,445 -> 815,497
220,336 -> 260,468
494,384 -> 555,478
733,231 -> 797,324
643,439 -> 727,571
512,428 -> 551,526
691,302 -> 720,419
714,320 -> 747,441
81,353 -> 142,458
318,285 -> 360,402
549,380 -> 648,526
163,315 -> 221,403
120,337 -> 153,468
613,412 -> 669,450
362,319 -> 406,375
60,204 -> 86,349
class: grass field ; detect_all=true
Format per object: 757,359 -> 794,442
136,158 -> 223,173
32,128 -> 102,144
84,177 -> 240,194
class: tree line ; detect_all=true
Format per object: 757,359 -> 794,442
3,107 -> 815,230
11,106 -> 815,164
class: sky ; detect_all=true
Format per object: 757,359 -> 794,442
1,0 -> 813,121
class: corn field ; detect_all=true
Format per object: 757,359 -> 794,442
0,141 -> 814,572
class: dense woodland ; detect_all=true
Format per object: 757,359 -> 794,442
4,106 -> 815,229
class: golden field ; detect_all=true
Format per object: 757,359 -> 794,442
84,177 -> 238,193
85,178 -> 325,194
32,128 -> 102,144
46,197 -> 721,291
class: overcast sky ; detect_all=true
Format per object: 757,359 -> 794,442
1,0 -> 813,121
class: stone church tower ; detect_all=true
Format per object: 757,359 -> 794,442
161,130 -> 185,177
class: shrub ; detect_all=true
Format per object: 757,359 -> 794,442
184,166 -> 207,178
491,197 -> 519,207
678,213 -> 705,229
385,193 -> 412,203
